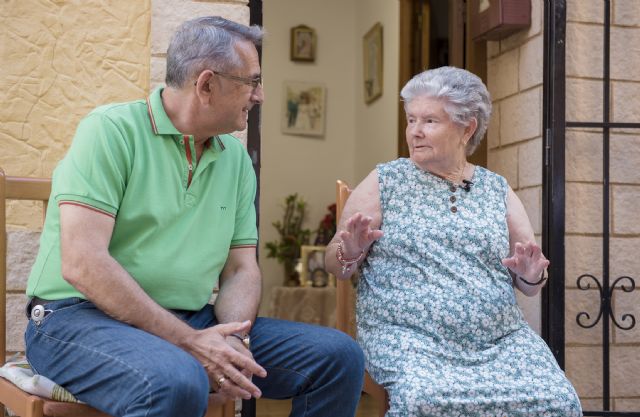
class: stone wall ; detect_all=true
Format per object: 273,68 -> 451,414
564,0 -> 640,412
1,0 -> 250,355
485,0 -> 544,333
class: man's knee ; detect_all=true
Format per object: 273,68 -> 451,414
317,328 -> 365,379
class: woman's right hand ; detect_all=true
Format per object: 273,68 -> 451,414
338,212 -> 383,258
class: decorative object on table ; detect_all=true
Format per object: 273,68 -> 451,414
265,193 -> 311,286
290,25 -> 316,62
281,81 -> 326,137
363,22 -> 383,104
314,203 -> 337,245
299,245 -> 335,288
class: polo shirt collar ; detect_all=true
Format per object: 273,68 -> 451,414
146,87 -> 181,136
146,87 -> 227,153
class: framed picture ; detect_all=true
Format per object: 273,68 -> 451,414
281,81 -> 326,137
299,245 -> 336,288
290,25 -> 316,62
363,22 -> 383,104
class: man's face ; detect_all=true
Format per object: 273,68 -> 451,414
210,40 -> 264,133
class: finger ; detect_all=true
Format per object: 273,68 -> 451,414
530,244 -> 543,260
230,350 -> 267,378
221,364 -> 262,398
217,377 -> 253,400
215,320 -> 252,338
368,230 -> 384,241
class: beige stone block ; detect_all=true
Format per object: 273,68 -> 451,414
518,137 -> 542,188
612,81 -> 640,124
615,398 -> 640,412
150,56 -> 166,90
516,187 -> 541,235
579,398 -> 604,413
515,291 -> 540,333
614,0 -> 640,26
611,346 -> 640,397
7,294 -> 28,353
610,237 -> 640,290
487,146 -> 518,188
7,229 -> 41,291
566,183 -> 603,234
518,34 -> 543,90
565,235 -> 603,289
487,40 -> 500,58
565,288 -> 606,345
566,78 -> 603,123
565,346 -> 602,398
6,201 -> 47,230
611,27 -> 640,82
487,101 -> 500,149
500,0 -> 542,51
500,87 -> 541,145
611,282 -> 639,344
151,1 -> 249,54
612,185 -> 640,234
487,48 -> 518,101
566,23 -> 604,79
567,0 -> 604,23
566,130 -> 604,183
611,134 -> 640,184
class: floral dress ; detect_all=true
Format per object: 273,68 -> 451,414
357,158 -> 582,417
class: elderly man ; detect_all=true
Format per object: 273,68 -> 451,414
24,16 -> 364,417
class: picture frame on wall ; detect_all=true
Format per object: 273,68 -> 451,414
281,81 -> 326,137
290,25 -> 316,62
363,22 -> 383,104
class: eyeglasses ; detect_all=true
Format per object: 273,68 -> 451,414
212,70 -> 262,90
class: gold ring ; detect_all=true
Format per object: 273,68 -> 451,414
216,376 -> 226,389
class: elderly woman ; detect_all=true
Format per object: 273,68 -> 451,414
325,67 -> 581,416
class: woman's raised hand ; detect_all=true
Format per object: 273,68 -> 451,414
338,212 -> 383,258
501,241 -> 549,284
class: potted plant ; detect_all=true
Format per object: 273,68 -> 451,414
265,193 -> 311,286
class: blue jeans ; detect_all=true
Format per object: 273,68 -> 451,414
24,298 -> 364,417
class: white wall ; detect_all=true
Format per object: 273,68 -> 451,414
354,0 -> 400,182
260,0 -> 358,313
259,0 -> 399,315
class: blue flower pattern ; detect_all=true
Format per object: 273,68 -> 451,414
357,158 -> 582,416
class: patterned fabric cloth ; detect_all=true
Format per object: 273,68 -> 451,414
357,158 -> 582,417
0,355 -> 79,403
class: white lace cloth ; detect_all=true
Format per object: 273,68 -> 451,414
0,356 -> 79,403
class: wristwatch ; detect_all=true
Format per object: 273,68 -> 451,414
231,333 -> 251,349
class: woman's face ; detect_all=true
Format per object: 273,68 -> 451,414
405,96 -> 472,168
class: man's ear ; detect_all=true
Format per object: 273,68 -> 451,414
194,70 -> 215,96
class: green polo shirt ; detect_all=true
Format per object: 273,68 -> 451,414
26,87 -> 258,310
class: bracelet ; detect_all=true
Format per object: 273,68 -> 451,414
518,271 -> 548,286
230,333 -> 251,349
336,240 -> 365,275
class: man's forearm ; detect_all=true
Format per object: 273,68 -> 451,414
215,266 -> 261,327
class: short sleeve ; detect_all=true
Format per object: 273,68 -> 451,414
231,151 -> 258,246
54,112 -> 132,216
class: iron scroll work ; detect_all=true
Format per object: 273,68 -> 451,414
576,274 -> 636,331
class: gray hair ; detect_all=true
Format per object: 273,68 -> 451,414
166,16 -> 264,88
400,66 -> 492,155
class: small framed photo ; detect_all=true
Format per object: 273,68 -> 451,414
363,22 -> 383,104
299,245 -> 335,287
281,81 -> 326,137
290,25 -> 316,62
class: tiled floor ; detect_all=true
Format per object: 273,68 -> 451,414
256,393 -> 379,417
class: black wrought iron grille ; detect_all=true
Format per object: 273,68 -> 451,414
543,1 -> 639,416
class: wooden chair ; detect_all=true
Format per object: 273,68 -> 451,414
0,168 -> 234,417
335,180 -> 389,417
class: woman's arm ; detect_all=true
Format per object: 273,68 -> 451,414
502,187 -> 550,297
325,169 -> 383,280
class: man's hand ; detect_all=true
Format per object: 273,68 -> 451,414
184,320 -> 266,400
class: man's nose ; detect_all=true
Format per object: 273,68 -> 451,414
252,84 -> 264,104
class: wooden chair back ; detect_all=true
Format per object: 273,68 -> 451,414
334,180 -> 389,417
0,168 -> 234,417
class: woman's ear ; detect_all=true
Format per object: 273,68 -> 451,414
463,118 -> 478,145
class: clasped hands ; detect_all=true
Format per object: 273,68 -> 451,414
187,320 -> 265,404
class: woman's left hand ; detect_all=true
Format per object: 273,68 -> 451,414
501,241 -> 549,283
